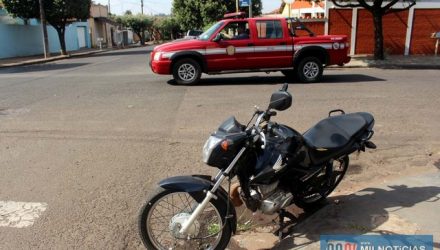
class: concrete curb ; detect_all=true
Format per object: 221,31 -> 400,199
338,64 -> 440,70
0,49 -> 109,69
331,57 -> 440,70
329,64 -> 440,70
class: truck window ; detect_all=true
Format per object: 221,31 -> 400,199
219,21 -> 250,40
199,21 -> 224,41
256,20 -> 283,39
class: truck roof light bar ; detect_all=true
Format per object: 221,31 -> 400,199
224,12 -> 246,19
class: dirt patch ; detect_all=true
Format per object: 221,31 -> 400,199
347,164 -> 363,175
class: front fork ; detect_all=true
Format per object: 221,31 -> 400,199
179,147 -> 246,235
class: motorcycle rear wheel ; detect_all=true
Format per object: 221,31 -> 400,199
138,187 -> 232,250
295,156 -> 349,211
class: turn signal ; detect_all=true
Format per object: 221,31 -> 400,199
221,140 -> 229,151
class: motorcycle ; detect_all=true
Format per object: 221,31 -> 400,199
138,83 -> 376,250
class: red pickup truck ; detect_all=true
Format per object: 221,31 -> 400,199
150,13 -> 351,85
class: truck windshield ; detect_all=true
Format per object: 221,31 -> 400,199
198,21 -> 224,41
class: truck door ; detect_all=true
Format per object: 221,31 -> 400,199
205,21 -> 255,71
251,19 -> 293,69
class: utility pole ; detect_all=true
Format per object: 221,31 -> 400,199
38,0 -> 50,58
249,0 -> 252,17
108,0 -> 111,14
141,0 -> 144,15
236,0 -> 239,12
284,0 -> 295,18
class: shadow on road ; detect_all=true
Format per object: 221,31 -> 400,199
322,74 -> 386,83
167,74 -> 385,86
0,63 -> 89,74
273,185 -> 440,249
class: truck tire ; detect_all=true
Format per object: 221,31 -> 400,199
296,57 -> 323,83
172,58 -> 201,85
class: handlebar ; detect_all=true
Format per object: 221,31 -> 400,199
247,83 -> 288,149
252,111 -> 272,149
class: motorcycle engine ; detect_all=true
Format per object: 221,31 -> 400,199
250,181 -> 293,215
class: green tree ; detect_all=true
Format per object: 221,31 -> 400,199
116,14 -> 153,45
155,16 -> 181,40
331,0 -> 416,60
172,0 -> 203,30
3,0 -> 91,55
172,0 -> 262,31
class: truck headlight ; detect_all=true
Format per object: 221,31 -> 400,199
153,52 -> 162,61
202,136 -> 222,163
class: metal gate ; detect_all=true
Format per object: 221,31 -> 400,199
77,26 -> 86,48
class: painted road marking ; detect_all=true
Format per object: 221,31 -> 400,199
0,201 -> 47,228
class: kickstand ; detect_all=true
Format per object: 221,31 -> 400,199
274,209 -> 297,241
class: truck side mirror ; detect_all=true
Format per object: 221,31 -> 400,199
213,33 -> 222,42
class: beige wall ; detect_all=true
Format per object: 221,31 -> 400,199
90,4 -> 108,18
88,4 -> 115,47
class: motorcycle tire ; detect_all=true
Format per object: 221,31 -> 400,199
138,187 -> 232,250
295,156 -> 349,211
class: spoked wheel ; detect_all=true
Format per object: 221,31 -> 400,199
138,187 -> 232,250
295,156 -> 349,210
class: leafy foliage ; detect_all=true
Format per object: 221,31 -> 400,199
116,14 -> 153,44
172,0 -> 262,31
154,16 -> 180,40
3,0 -> 91,55
172,0 -> 203,31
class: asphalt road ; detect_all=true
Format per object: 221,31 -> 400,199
0,47 -> 439,249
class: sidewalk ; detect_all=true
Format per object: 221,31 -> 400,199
344,55 -> 440,69
0,48 -> 109,68
0,45 -> 146,68
229,169 -> 440,250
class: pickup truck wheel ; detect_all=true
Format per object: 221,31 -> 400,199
172,58 -> 201,85
296,57 -> 323,83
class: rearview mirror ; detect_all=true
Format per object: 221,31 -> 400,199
268,89 -> 292,111
213,33 -> 222,42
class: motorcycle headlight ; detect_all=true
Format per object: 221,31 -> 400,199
153,52 -> 162,61
202,136 -> 222,163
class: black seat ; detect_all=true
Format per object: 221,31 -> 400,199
303,112 -> 374,150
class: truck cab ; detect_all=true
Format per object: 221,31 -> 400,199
150,13 -> 351,85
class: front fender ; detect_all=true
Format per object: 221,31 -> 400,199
159,175 -> 212,193
158,175 -> 237,234
170,51 -> 207,72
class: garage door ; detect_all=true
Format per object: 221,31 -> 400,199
77,27 -> 86,48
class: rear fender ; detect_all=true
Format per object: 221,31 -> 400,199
158,175 -> 237,234
294,46 -> 329,66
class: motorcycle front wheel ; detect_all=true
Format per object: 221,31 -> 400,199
138,187 -> 232,250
